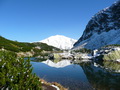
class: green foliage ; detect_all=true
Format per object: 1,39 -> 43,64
33,48 -> 43,57
0,36 -> 35,52
0,51 -> 41,89
96,50 -> 120,61
0,36 -> 61,56
103,44 -> 120,48
73,48 -> 91,53
33,42 -> 60,51
103,50 -> 120,61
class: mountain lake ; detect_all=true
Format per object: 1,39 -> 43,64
30,58 -> 120,90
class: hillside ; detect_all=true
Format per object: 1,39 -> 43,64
0,36 -> 60,52
73,1 -> 120,50
40,35 -> 77,50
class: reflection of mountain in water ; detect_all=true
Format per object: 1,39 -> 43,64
100,61 -> 120,73
42,60 -> 72,68
80,62 -> 120,90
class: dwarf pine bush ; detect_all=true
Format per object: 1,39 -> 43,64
0,51 -> 41,90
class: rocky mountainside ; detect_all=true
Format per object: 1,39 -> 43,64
73,1 -> 120,50
40,35 -> 77,50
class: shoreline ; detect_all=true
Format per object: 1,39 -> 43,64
40,79 -> 68,90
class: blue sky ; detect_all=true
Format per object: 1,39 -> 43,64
0,0 -> 117,42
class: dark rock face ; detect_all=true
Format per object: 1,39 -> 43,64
74,1 -> 120,50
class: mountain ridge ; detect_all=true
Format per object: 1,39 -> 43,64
0,36 -> 60,52
73,1 -> 120,50
40,35 -> 77,50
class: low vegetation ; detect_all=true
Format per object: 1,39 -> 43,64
33,42 -> 60,51
103,44 -> 120,48
0,36 -> 34,52
103,50 -> 120,61
0,36 -> 61,57
0,51 -> 42,89
73,48 -> 91,53
95,50 -> 120,61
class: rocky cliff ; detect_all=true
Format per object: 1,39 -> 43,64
74,1 -> 120,50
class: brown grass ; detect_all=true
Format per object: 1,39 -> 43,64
40,79 -> 68,90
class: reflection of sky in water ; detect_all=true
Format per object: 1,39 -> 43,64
31,61 -> 93,90
31,60 -> 120,90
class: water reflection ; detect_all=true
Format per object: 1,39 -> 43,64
80,62 -> 120,90
31,59 -> 93,90
95,61 -> 120,73
31,58 -> 120,90
42,59 -> 72,68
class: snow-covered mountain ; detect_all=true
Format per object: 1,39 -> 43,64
40,35 -> 77,50
73,1 -> 120,50
42,60 -> 72,68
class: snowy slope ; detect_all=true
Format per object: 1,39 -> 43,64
73,29 -> 120,50
42,60 -> 72,68
40,35 -> 77,49
73,1 -> 120,50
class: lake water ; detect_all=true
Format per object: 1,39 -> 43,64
31,58 -> 120,90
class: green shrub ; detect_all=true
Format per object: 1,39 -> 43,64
0,36 -> 60,53
74,48 -> 91,53
0,51 -> 41,89
103,50 -> 120,61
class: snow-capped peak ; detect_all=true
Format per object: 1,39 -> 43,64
40,35 -> 77,50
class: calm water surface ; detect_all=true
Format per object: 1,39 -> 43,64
31,59 -> 120,90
